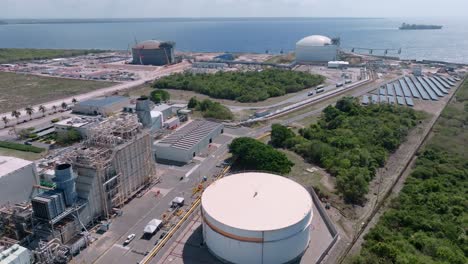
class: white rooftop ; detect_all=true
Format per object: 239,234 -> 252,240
202,172 -> 312,231
0,156 -> 33,178
54,117 -> 95,128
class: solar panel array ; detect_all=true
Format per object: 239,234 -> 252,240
362,75 -> 456,107
157,120 -> 223,150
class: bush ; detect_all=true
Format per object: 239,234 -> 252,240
196,99 -> 233,120
229,137 -> 294,174
273,97 -> 423,203
51,118 -> 60,123
153,69 -> 325,102
150,89 -> 170,104
0,141 -> 44,153
56,129 -> 82,145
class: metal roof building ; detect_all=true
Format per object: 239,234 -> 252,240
154,120 -> 224,164
72,96 -> 130,116
202,172 -> 313,264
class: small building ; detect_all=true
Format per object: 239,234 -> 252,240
0,156 -> 39,206
53,116 -> 100,137
413,66 -> 423,76
72,96 -> 130,116
164,117 -> 180,129
154,120 -> 224,164
328,61 -> 349,69
153,104 -> 173,121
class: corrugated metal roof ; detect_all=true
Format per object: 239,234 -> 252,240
156,120 -> 222,151
76,96 -> 128,108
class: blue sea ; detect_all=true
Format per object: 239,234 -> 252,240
1,17 -> 467,63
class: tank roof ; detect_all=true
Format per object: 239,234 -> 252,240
296,35 -> 332,47
202,172 -> 312,231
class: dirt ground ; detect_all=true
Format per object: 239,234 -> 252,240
0,72 -> 115,113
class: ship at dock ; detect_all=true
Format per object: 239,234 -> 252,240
399,23 -> 442,30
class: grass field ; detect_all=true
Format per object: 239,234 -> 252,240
0,48 -> 106,63
0,72 -> 115,113
0,147 -> 45,160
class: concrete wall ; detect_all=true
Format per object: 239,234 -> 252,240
0,163 -> 38,206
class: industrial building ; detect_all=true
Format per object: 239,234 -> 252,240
132,40 -> 175,66
154,120 -> 224,164
72,96 -> 130,116
0,156 -> 39,207
201,172 -> 313,264
295,35 -> 339,64
53,116 -> 101,137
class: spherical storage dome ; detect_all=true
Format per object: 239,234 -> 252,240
295,35 -> 337,63
201,172 -> 313,264
296,35 -> 332,47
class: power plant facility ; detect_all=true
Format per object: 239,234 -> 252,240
132,40 -> 175,66
201,172 -> 313,264
295,35 -> 340,64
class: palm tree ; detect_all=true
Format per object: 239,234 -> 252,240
52,105 -> 58,113
38,105 -> 46,117
72,98 -> 77,104
11,110 -> 21,122
2,116 -> 9,127
25,107 -> 34,120
61,102 -> 68,110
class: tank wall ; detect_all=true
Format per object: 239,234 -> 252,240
203,220 -> 310,264
263,210 -> 312,241
132,47 -> 174,65
203,221 -> 263,264
202,207 -> 262,239
295,45 -> 337,63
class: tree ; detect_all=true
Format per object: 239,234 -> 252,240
188,97 -> 198,109
229,137 -> 294,174
11,110 -> 21,122
56,128 -> 82,145
270,124 -> 295,148
25,107 -> 34,120
150,89 -> 170,104
2,116 -> 9,127
52,105 -> 58,113
61,102 -> 68,110
38,105 -> 46,117
72,98 -> 77,104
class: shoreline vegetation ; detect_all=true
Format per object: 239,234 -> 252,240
0,48 -> 107,64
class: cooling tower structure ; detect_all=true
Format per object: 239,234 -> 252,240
201,172 -> 313,264
52,164 -> 77,207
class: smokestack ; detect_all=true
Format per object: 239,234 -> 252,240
53,163 -> 77,207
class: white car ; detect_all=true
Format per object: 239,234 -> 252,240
124,233 -> 136,245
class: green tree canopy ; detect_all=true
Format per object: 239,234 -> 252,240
150,89 -> 170,104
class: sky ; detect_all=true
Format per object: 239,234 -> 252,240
1,0 -> 467,19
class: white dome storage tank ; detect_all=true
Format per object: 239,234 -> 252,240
201,172 -> 313,264
295,35 -> 338,64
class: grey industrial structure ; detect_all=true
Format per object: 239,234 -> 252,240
154,120 -> 224,164
295,35 -> 339,64
0,156 -> 39,207
72,96 -> 130,116
132,40 -> 175,66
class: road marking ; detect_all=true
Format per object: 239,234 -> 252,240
185,164 -> 200,178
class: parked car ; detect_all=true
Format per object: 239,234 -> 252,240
124,233 -> 136,245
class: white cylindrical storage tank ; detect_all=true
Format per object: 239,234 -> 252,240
201,172 -> 313,264
295,35 -> 338,64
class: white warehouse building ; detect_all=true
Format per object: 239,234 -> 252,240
295,35 -> 338,64
201,172 -> 313,264
154,120 -> 224,164
0,156 -> 39,206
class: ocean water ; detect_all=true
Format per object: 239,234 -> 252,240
0,17 -> 467,63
